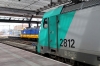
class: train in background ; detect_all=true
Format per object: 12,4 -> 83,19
36,0 -> 100,66
20,27 -> 39,40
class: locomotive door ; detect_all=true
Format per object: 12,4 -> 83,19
48,16 -> 59,52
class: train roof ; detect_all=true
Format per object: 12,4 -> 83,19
43,6 -> 63,18
43,0 -> 100,19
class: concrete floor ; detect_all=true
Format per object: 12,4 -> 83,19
0,43 -> 71,66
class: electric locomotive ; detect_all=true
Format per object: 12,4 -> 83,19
37,0 -> 100,66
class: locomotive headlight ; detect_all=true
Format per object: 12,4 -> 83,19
71,57 -> 74,60
83,61 -> 85,62
24,32 -> 26,34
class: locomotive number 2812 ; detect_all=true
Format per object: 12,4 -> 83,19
60,39 -> 75,48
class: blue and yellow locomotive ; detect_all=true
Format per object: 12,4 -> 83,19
20,27 -> 39,40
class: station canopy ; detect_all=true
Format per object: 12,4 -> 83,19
0,0 -> 73,23
0,0 -> 72,16
0,0 -> 51,17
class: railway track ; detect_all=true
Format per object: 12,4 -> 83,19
0,38 -> 37,52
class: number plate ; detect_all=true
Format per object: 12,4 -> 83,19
60,39 -> 75,48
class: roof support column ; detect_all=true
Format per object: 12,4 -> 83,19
37,23 -> 39,27
28,15 -> 33,28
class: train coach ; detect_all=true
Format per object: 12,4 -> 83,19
20,27 -> 39,40
36,0 -> 100,66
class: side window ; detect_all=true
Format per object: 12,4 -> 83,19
43,18 -> 48,28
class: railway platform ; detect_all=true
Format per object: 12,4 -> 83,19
0,43 -> 71,66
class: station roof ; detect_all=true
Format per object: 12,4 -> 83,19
0,0 -> 72,16
0,0 -> 50,16
0,0 -> 73,23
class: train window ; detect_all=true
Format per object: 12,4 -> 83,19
43,18 -> 48,28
